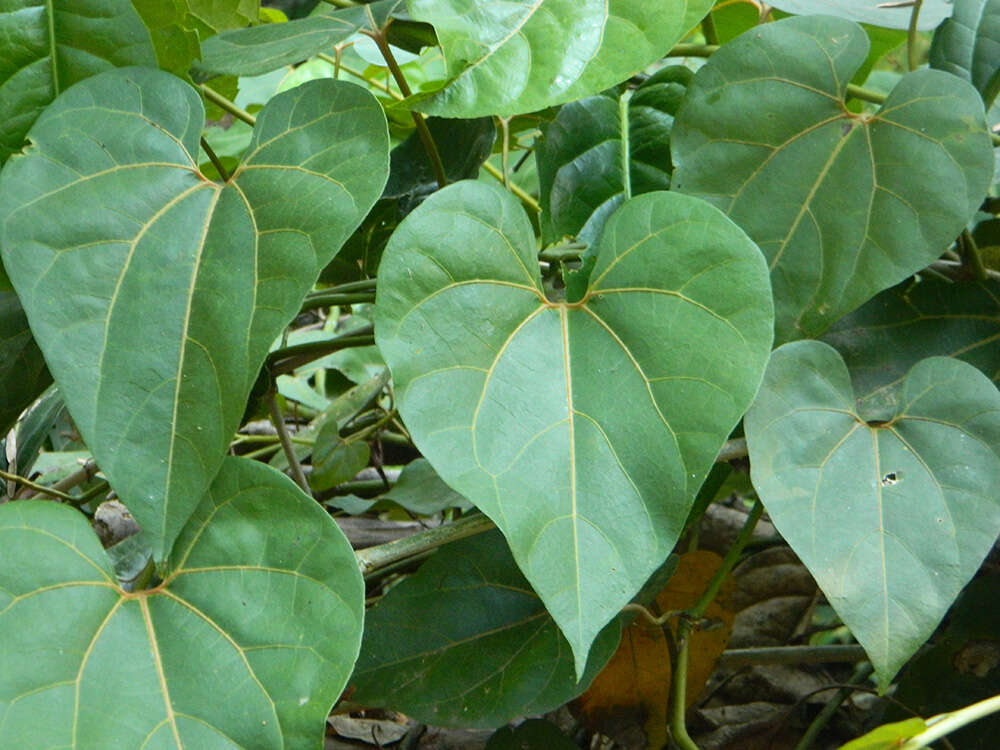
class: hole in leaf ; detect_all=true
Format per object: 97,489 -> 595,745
880,472 -> 899,487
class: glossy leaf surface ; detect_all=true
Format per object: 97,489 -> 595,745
0,456 -> 364,749
537,66 -> 691,245
351,531 -> 620,727
375,181 -> 773,671
745,341 -> 1000,686
822,277 -> 1000,417
931,0 -> 1000,106
0,68 -> 389,560
406,0 -> 714,117
0,291 -> 51,433
0,0 -> 159,165
770,0 -> 950,29
672,16 -> 992,342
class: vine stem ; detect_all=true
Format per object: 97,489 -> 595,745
366,28 -> 448,189
0,468 -> 77,502
269,394 -> 312,494
958,229 -> 989,281
907,0 -> 924,72
266,326 -> 375,375
200,136 -> 230,181
356,513 -> 496,575
198,84 -> 255,126
793,663 -> 874,750
898,693 -> 1000,750
669,499 -> 764,750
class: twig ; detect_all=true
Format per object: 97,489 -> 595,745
198,84 -> 255,126
269,394 -> 312,495
717,644 -> 867,668
199,136 -> 230,181
356,513 -> 495,575
0,468 -> 78,502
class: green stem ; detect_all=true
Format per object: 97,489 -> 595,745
367,29 -> 448,189
481,161 -> 540,212
701,13 -> 719,46
316,52 -> 399,99
499,116 -> 512,189
270,394 -> 311,495
669,500 -> 764,749
845,83 -> 886,105
899,693 -> 1000,750
0,468 -> 78,502
794,664 -> 875,750
198,84 -> 255,126
669,43 -> 719,58
319,0 -> 358,6
266,327 -> 375,375
538,242 -> 588,264
299,292 -> 375,311
68,480 -> 110,509
619,88 -> 634,200
233,434 -> 314,446
907,0 -> 923,73
200,136 -> 230,181
356,513 -> 495,576
959,229 -> 989,281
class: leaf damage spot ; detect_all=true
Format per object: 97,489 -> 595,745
880,472 -> 899,486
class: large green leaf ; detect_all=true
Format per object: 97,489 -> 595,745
822,277 -> 1000,417
0,0 -> 162,166
405,0 -> 715,117
351,531 -> 620,727
537,66 -> 691,246
769,0 -> 951,29
744,341 -> 1000,687
671,16 -> 993,343
0,291 -> 51,434
0,456 -> 364,749
931,0 -> 1000,107
0,68 -> 389,561
375,181 -> 774,672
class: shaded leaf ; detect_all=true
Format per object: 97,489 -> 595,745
537,66 -> 691,246
770,0 -> 951,29
822,277 -> 1000,415
0,68 -> 389,561
0,0 -> 160,166
9,387 -> 65,484
351,530 -> 620,728
328,458 -> 472,515
0,291 -> 51,434
310,436 -> 370,491
406,0 -> 714,117
745,341 -> 1000,687
375,181 -> 773,672
486,719 -> 578,750
672,15 -> 992,342
0,456 -> 364,749
931,0 -> 1000,107
576,551 -> 735,750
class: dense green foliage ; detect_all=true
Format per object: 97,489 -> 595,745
2,1 -> 1000,748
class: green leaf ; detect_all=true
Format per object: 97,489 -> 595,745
931,0 -> 1000,107
671,16 -> 993,343
0,456 -> 364,749
9,386 -> 65,483
0,0 -> 162,165
351,530 -> 620,727
330,458 -> 473,515
131,0 -> 202,77
822,277 -> 1000,418
375,181 -> 773,672
837,718 -> 928,750
0,291 -> 51,434
310,436 -> 370,491
405,0 -> 714,117
0,68 -> 389,561
537,66 -> 691,246
195,0 -> 403,78
744,341 -> 1000,687
770,0 -> 951,29
183,0 -> 259,38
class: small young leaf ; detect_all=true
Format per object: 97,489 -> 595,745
351,530 -> 620,727
375,180 -> 774,674
672,15 -> 993,342
0,68 -> 389,561
0,456 -> 364,749
745,341 -> 1000,687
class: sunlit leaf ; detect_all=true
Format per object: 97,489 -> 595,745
375,180 -> 773,672
672,15 -> 992,342
745,341 -> 1000,687
351,530 -> 620,727
769,0 -> 951,29
0,68 -> 389,560
0,456 -> 364,749
405,0 -> 715,117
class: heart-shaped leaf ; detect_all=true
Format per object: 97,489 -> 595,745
931,0 -> 1000,107
375,181 -> 774,671
671,15 -> 993,343
537,66 -> 691,246
0,456 -> 364,749
351,530 -> 620,727
405,0 -> 714,117
0,291 -> 51,433
0,67 -> 389,561
745,341 -> 1000,687
822,277 -> 1000,416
